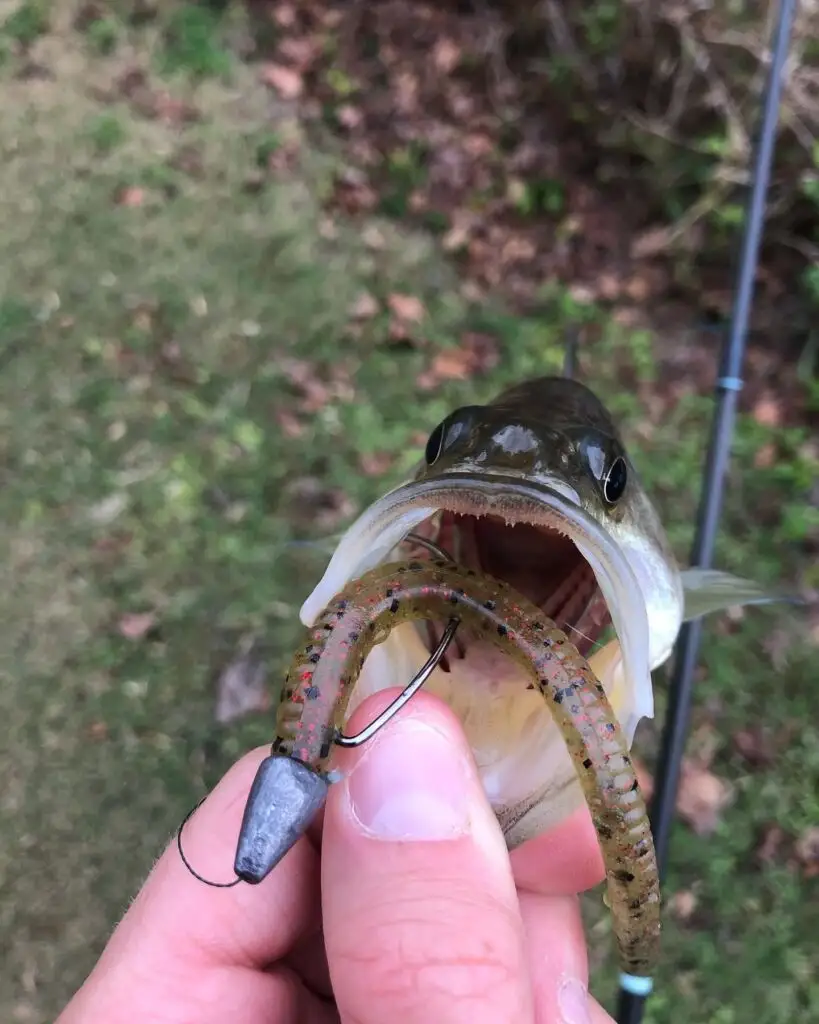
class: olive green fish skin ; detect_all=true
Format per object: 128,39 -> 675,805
415,376 -> 683,668
275,558 -> 661,977
421,376 -> 654,521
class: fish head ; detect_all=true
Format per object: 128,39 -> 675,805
298,377 -> 689,842
413,377 -> 685,683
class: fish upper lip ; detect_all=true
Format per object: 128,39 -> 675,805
412,467 -> 583,511
380,471 -> 586,528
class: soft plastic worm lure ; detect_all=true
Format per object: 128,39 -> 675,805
233,558 -> 660,976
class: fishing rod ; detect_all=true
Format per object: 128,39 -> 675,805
616,1 -> 798,1021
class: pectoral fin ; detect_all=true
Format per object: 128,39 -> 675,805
681,568 -> 803,622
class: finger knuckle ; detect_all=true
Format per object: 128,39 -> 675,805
333,888 -> 525,1015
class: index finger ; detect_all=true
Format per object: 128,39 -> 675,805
510,804 -> 606,896
90,747 -> 321,976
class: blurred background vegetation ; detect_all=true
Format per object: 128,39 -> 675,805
0,2 -> 816,1022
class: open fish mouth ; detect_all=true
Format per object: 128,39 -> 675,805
403,510 -> 613,669
300,471 -> 654,841
301,471 -> 653,734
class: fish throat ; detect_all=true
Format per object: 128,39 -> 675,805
402,510 -> 613,670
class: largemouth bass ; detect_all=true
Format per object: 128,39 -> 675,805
300,377 -> 781,846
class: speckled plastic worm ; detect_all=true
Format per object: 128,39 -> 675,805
274,558 -> 660,976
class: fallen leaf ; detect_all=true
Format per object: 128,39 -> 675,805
361,225 -> 387,249
568,284 -> 595,304
394,70 -> 419,114
332,175 -> 378,214
669,889 -> 698,922
273,3 -> 296,27
687,721 -> 721,768
433,38 -> 461,74
443,222 -> 471,252
280,358 -> 333,412
349,291 -> 379,320
388,293 -> 426,323
795,827 -> 819,878
732,725 -> 777,768
417,331 -> 499,389
267,139 -> 301,174
625,274 -> 651,302
242,172 -> 266,195
754,822 -> 792,868
261,64 -> 303,99
214,645 -> 269,724
612,306 -> 641,328
631,755 -> 732,834
464,133 -> 493,158
598,273 -> 623,300
275,409 -> 305,438
16,62 -> 53,81
93,531 -> 133,557
285,478 -> 356,530
762,627 -> 791,672
74,2 -> 106,31
318,217 -> 338,241
115,186 -> 146,208
752,393 -> 783,427
359,451 -> 394,476
278,37 -> 318,71
168,144 -> 205,178
676,761 -> 733,835
89,492 -> 129,525
117,66 -> 149,98
336,104 -> 363,129
118,612 -> 156,640
501,235 -> 537,264
154,92 -> 200,125
631,225 -> 671,259
754,442 -> 776,468
461,331 -> 500,372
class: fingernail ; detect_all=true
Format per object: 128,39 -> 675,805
558,977 -> 592,1024
347,718 -> 472,841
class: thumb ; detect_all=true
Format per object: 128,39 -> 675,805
321,689 -> 535,1024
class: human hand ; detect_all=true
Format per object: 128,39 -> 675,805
58,689 -> 614,1024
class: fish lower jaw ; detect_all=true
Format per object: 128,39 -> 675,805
344,623 -> 623,846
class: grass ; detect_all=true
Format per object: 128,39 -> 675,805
0,6 -> 816,1023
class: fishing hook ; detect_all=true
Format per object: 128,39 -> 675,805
404,531 -> 456,563
334,617 -> 460,748
334,530 -> 461,747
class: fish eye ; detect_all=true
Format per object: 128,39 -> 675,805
424,420 -> 447,465
602,456 -> 628,505
423,407 -> 481,465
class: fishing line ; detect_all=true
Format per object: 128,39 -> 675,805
616,1 -> 797,1020
176,797 -> 242,888
562,623 -> 606,655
